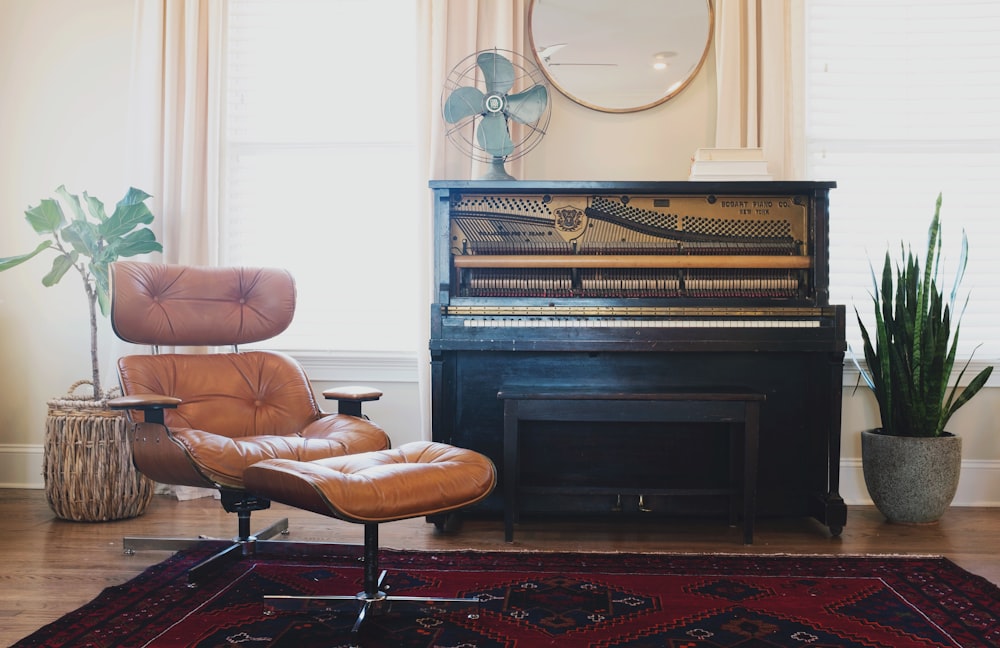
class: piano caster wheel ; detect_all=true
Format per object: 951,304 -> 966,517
612,494 -> 623,513
638,494 -> 653,513
430,512 -> 462,533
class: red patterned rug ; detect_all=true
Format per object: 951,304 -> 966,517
12,541 -> 1000,647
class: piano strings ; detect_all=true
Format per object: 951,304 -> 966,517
450,192 -> 808,300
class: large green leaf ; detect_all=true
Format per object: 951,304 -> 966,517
103,228 -> 162,261
55,185 -> 86,222
62,219 -> 102,258
42,252 -> 77,287
93,263 -> 112,316
24,199 -> 66,235
102,200 -> 154,240
0,242 -> 53,271
119,186 -> 153,206
83,192 -> 108,222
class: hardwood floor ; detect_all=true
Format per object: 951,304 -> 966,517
2,488 -> 998,645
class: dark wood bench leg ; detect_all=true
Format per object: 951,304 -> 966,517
728,423 -> 739,527
503,400 -> 518,542
743,400 -> 760,545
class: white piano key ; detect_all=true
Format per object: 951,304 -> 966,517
462,318 -> 821,328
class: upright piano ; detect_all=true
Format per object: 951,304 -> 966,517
429,180 -> 846,535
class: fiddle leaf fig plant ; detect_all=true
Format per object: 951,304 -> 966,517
0,186 -> 162,399
855,193 -> 993,437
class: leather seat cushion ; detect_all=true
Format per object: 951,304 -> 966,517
172,413 -> 390,488
243,441 -> 497,523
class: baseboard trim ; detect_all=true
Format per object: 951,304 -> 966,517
840,458 -> 1000,506
0,444 -> 44,489
5,442 -> 999,504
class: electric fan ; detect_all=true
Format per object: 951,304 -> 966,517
441,49 -> 550,180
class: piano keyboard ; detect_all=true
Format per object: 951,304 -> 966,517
461,318 -> 821,328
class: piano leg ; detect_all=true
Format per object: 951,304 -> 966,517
819,350 -> 847,537
810,492 -> 847,537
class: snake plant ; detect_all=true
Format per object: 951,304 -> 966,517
855,193 -> 993,437
0,186 -> 162,399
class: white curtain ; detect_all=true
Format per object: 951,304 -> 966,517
713,0 -> 803,179
127,0 -> 225,266
415,0 -> 527,438
124,0 -> 226,498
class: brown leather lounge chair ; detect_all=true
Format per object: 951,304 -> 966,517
107,261 -> 391,584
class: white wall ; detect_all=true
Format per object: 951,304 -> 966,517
523,63 -> 716,181
1,1 -> 997,506
0,0 -> 137,486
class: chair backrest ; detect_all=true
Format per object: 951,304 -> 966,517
111,262 -> 321,437
110,262 -> 296,347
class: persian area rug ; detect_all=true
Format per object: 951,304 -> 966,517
13,541 -> 1000,648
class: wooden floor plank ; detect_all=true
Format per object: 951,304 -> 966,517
1,488 -> 998,645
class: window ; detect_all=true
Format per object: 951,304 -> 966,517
223,0 -> 419,354
804,0 -> 1000,362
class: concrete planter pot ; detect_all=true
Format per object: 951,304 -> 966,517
861,429 -> 961,524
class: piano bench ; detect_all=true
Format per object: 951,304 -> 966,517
497,387 -> 765,544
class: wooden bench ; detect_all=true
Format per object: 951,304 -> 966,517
497,387 -> 765,544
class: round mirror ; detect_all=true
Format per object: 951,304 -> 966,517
528,0 -> 713,113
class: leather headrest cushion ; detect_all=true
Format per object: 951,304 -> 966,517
110,262 -> 296,346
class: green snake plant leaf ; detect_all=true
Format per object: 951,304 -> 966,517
856,193 -> 994,437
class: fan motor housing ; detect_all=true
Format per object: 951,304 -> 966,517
486,95 -> 504,113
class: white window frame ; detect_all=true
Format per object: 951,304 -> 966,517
221,0 -> 420,359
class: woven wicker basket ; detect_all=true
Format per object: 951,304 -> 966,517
43,380 -> 154,522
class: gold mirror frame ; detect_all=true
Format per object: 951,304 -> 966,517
528,0 -> 714,113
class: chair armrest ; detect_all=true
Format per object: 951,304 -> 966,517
107,394 -> 182,425
322,385 -> 383,417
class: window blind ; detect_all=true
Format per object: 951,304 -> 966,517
223,0 -> 418,353
804,0 -> 1000,362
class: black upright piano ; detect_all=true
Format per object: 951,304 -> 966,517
429,180 -> 846,535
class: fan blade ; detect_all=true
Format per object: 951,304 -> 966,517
477,51 -> 514,95
443,86 -> 485,123
477,113 -> 514,157
506,85 -> 548,124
